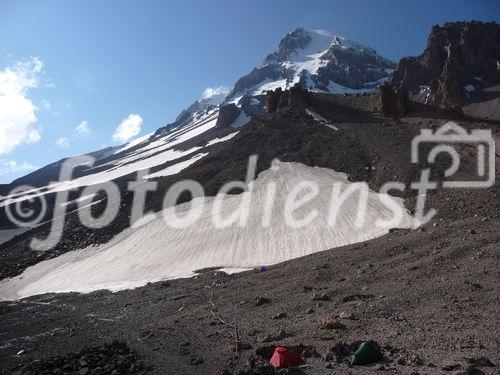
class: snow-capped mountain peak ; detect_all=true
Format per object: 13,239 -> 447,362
226,27 -> 395,100
263,28 -> 363,66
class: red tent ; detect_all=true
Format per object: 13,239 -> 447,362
269,347 -> 304,368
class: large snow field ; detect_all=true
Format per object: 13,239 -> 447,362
0,162 -> 415,300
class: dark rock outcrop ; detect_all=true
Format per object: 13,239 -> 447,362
378,82 -> 410,119
289,83 -> 311,109
266,88 -> 282,114
389,21 -> 500,111
266,84 -> 311,114
215,104 -> 240,129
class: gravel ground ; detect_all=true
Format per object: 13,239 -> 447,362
1,214 -> 498,374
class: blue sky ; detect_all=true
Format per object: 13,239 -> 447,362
0,0 -> 499,183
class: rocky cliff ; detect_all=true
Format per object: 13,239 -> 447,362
389,21 -> 500,112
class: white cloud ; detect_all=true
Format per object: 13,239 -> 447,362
0,57 -> 43,154
55,137 -> 69,148
75,120 -> 91,136
0,159 -> 38,176
112,113 -> 143,143
201,86 -> 230,100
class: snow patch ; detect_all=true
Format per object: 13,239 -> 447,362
143,152 -> 208,179
60,194 -> 96,207
115,133 -> 153,154
252,78 -> 289,95
327,81 -> 367,94
206,132 -> 239,146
